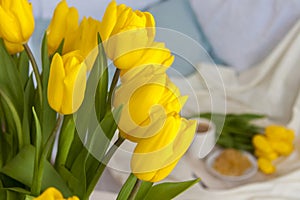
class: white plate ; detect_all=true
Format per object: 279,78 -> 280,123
205,149 -> 258,182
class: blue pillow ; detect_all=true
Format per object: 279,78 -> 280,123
147,0 -> 225,76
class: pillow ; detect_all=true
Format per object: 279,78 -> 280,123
147,0 -> 225,76
189,0 -> 300,71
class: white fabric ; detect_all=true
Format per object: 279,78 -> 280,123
189,0 -> 300,71
167,19 -> 300,199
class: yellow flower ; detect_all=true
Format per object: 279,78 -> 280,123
131,114 -> 197,182
254,150 -> 278,161
48,51 -> 87,115
99,1 -> 173,71
3,40 -> 24,54
47,0 -> 79,55
35,187 -> 79,200
257,157 -> 276,174
113,65 -> 187,142
100,0 -> 155,44
269,140 -> 293,156
0,0 -> 34,44
252,134 -> 273,154
265,125 -> 295,143
64,17 -> 101,70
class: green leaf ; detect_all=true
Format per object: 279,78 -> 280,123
40,33 -> 56,145
31,108 -> 43,196
65,130 -> 84,170
69,148 -> 87,199
1,145 -> 72,197
22,75 -> 35,146
85,106 -> 122,186
94,33 -> 108,122
17,51 -> 30,89
0,39 -> 24,119
116,173 -> 138,200
144,178 -> 200,200
134,181 -> 153,200
0,88 -> 23,149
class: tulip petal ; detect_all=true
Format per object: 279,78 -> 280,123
48,53 -> 65,113
100,0 -> 117,41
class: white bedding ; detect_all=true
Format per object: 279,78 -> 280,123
189,0 -> 300,71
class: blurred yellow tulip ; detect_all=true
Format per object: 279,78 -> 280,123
47,0 -> 79,55
131,114 -> 197,182
47,51 -> 87,115
35,187 -> 79,200
64,17 -> 102,70
257,157 -> 276,174
113,65 -> 187,141
0,0 -> 34,44
3,40 -> 24,54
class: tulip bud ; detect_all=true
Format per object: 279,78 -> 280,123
47,51 -> 87,115
0,0 -> 34,44
47,0 -> 79,55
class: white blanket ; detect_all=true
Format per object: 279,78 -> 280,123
169,19 -> 300,200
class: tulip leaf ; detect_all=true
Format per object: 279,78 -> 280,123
85,105 -> 122,187
116,173 -> 138,200
0,39 -> 24,119
70,147 -> 88,199
65,130 -> 84,170
22,75 -> 35,146
144,178 -> 200,200
40,33 -> 57,145
31,108 -> 43,196
94,33 -> 108,122
17,51 -> 30,89
0,88 -> 23,149
0,145 -> 72,197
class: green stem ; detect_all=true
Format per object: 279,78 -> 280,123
23,43 -> 43,106
128,179 -> 142,200
34,114 -> 63,195
85,136 -> 124,199
106,68 -> 120,111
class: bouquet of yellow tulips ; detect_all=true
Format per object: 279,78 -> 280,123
0,0 -> 199,199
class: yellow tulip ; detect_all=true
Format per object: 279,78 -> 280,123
47,0 -> 79,55
0,0 -> 34,43
64,17 -> 102,70
35,187 -> 79,200
252,134 -> 273,154
254,150 -> 278,161
3,40 -> 24,54
99,1 -> 172,71
257,157 -> 276,174
100,0 -> 155,43
265,125 -> 295,143
269,140 -> 293,156
131,114 -> 197,182
48,51 -> 87,115
113,65 -> 187,141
